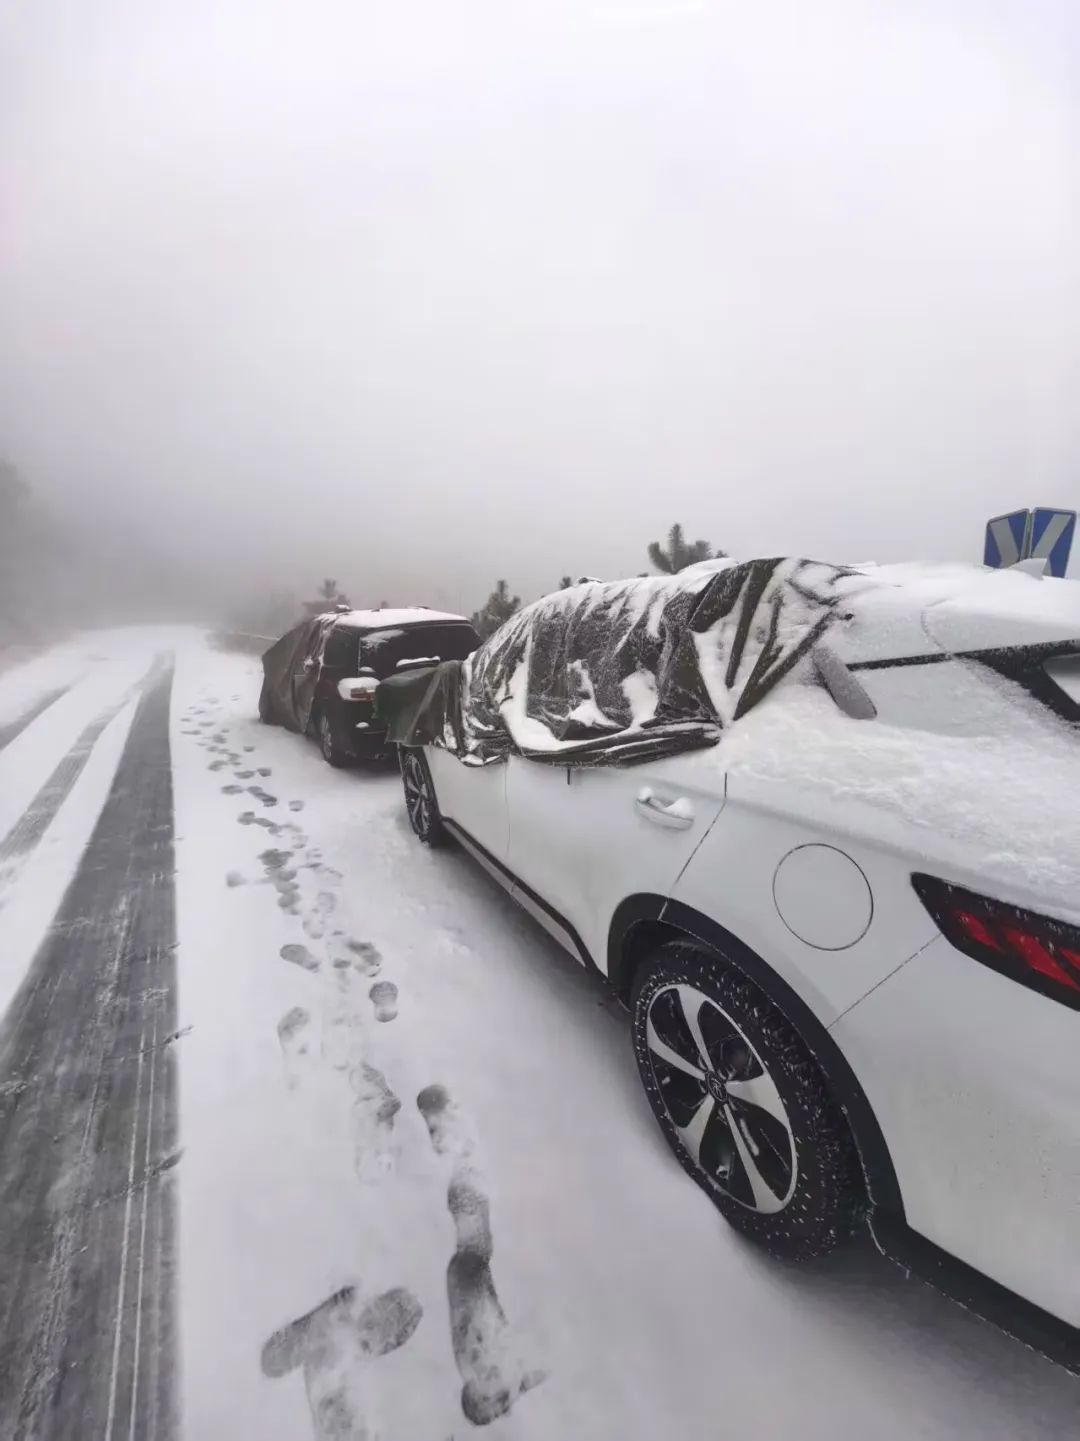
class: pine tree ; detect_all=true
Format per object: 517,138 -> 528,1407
559,575 -> 574,590
647,523 -> 723,574
303,577 -> 350,616
470,579 -> 521,641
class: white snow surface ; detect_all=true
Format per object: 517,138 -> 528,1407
724,679 -> 1080,915
331,608 -> 467,629
0,629 -> 1078,1438
830,561 -> 1080,661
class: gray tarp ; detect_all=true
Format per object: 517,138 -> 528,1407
378,558 -> 855,768
261,619 -> 326,734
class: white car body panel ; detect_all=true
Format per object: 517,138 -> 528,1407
833,936 -> 1080,1326
426,748 -> 508,861
669,777 -> 938,1025
504,751 -> 725,969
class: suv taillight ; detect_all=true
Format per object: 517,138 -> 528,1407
913,874 -> 1080,1011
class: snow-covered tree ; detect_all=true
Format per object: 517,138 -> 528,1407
647,523 -> 724,574
471,579 -> 521,640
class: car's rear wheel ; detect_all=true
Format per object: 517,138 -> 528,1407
632,941 -> 861,1260
401,750 -> 445,846
316,710 -> 349,768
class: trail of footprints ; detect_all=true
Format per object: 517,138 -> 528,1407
179,692 -> 544,1434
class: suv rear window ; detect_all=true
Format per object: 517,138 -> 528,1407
359,623 -> 478,678
323,625 -> 358,669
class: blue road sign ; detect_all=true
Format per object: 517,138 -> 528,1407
984,510 -> 1031,569
1029,508 -> 1077,578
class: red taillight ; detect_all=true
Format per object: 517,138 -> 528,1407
914,874 -> 1080,1011
349,689 -> 374,704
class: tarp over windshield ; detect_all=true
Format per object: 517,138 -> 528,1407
379,558 -> 857,767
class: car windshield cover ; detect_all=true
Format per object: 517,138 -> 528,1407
377,557 -> 859,766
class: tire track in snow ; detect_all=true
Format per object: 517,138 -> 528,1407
0,685 -> 70,755
0,658 -> 179,1441
0,684 -> 141,899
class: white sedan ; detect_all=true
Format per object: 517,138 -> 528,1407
395,557 -> 1080,1368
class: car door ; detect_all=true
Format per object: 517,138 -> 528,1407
504,750 -> 726,974
425,748 -> 510,867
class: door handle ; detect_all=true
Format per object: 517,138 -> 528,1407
635,789 -> 694,830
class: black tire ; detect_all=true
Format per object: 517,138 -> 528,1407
315,709 -> 349,769
400,749 -> 445,846
632,941 -> 861,1260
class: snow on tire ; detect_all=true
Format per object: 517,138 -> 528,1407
632,940 -> 862,1260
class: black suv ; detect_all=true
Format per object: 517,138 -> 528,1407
259,608 -> 479,766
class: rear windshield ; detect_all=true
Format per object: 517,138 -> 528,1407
358,623 -> 478,678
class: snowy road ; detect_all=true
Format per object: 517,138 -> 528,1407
0,630 -> 1077,1440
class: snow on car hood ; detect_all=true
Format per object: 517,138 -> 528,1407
827,562 -> 1080,663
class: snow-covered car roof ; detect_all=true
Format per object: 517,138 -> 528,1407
326,608 -> 469,630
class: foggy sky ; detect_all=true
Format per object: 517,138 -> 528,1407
2,0 -> 1078,618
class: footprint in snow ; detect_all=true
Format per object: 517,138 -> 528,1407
239,811 -> 280,834
324,963 -> 367,1071
208,761 -> 225,771
369,981 -> 398,1023
303,891 -> 336,940
289,799 -> 304,812
262,850 -> 300,909
225,871 -> 247,888
280,943 -> 319,972
277,1006 -> 311,1088
351,1063 -> 401,1182
236,770 -> 254,779
417,1085 -> 545,1426
243,744 -> 254,752
338,940 -> 381,977
221,784 -> 243,795
257,767 -> 272,777
262,1285 -> 422,1441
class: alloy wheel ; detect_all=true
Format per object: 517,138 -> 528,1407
402,754 -> 432,837
644,983 -> 797,1213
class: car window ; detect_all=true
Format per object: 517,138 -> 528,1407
322,625 -> 356,669
359,623 -> 479,678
